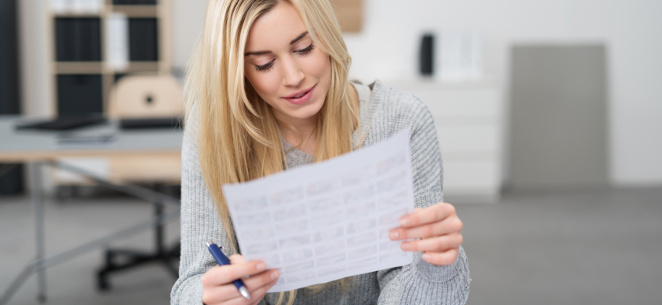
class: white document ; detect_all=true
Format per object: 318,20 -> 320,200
69,0 -> 85,13
439,30 -> 483,82
105,13 -> 129,71
50,0 -> 70,14
223,130 -> 416,292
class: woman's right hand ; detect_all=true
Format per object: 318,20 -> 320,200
201,254 -> 281,305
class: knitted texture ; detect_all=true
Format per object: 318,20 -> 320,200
171,80 -> 470,304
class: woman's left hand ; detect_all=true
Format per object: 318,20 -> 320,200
389,202 -> 464,266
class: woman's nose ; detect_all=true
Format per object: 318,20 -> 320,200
281,57 -> 304,87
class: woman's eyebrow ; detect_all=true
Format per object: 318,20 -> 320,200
289,31 -> 308,45
245,31 -> 309,56
245,50 -> 271,56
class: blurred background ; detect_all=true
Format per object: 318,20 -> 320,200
1,0 -> 661,304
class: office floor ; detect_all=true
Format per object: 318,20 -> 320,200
1,187 -> 661,305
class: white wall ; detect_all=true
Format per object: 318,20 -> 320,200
19,0 -> 52,117
170,0 -> 207,70
21,0 -> 662,187
338,0 -> 662,187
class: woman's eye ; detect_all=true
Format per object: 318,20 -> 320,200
296,44 -> 315,56
253,44 -> 313,72
255,61 -> 273,72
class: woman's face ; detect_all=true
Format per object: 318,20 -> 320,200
244,1 -> 332,128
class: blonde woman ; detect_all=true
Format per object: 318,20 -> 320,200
171,0 -> 470,304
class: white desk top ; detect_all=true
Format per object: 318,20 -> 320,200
0,115 -> 183,162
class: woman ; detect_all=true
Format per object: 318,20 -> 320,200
171,0 -> 470,304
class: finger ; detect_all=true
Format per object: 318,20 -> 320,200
229,254 -> 246,264
201,261 -> 267,287
211,269 -> 280,304
246,275 -> 280,304
202,282 -> 241,305
243,269 -> 280,292
390,216 -> 462,240
422,248 -> 460,266
223,272 -> 280,305
202,274 -> 243,305
247,269 -> 280,300
229,255 -> 252,279
399,202 -> 456,228
400,233 -> 463,252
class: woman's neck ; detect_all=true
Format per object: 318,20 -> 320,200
278,119 -> 317,155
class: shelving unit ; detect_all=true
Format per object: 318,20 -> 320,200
46,0 -> 171,116
393,79 -> 503,203
45,0 -> 171,186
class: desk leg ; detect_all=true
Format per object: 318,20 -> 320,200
31,162 -> 47,303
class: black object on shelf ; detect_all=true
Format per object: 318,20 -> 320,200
129,18 -> 159,61
120,117 -> 182,130
15,114 -> 107,131
55,18 -> 102,62
419,33 -> 435,76
57,74 -> 103,115
113,0 -> 158,4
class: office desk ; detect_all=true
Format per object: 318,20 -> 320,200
0,115 -> 183,304
0,115 -> 182,161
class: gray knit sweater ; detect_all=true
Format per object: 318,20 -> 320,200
171,80 -> 470,304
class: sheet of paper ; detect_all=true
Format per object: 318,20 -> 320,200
223,129 -> 415,292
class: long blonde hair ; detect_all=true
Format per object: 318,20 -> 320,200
185,0 -> 358,302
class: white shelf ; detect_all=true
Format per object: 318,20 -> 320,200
392,79 -> 503,203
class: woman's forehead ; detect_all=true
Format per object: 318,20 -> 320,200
245,1 -> 308,51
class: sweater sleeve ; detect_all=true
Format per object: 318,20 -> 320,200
170,119 -> 238,304
375,91 -> 471,304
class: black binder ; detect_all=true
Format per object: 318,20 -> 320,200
129,18 -> 159,61
55,18 -> 101,62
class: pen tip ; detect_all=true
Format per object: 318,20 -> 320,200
239,286 -> 251,300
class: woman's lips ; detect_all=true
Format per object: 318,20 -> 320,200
283,85 -> 315,105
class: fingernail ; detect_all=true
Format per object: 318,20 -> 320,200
400,218 -> 410,226
422,253 -> 431,261
401,243 -> 409,250
389,231 -> 399,240
257,263 -> 266,271
271,270 -> 280,280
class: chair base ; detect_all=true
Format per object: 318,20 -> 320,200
96,186 -> 180,291
97,244 -> 180,290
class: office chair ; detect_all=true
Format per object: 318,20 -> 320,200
108,73 -> 185,119
106,73 -> 184,183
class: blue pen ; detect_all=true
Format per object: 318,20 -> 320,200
206,241 -> 251,300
